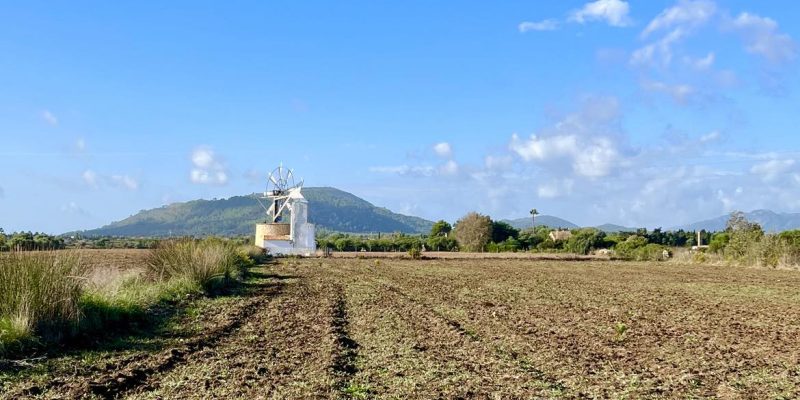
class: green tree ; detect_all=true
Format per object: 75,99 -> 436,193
491,221 -> 519,244
530,208 -> 539,227
725,211 -> 764,260
708,232 -> 730,253
564,228 -> 607,255
453,212 -> 492,252
430,220 -> 452,237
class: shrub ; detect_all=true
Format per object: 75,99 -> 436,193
614,237 -> 667,261
564,228 -> 607,255
708,232 -> 729,253
0,251 -> 88,351
407,247 -> 421,259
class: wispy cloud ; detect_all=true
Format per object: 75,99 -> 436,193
61,201 -> 90,216
640,0 -> 716,38
640,80 -> 695,104
518,20 -> 559,32
568,0 -> 632,27
82,169 -> 99,188
41,110 -> 58,126
82,169 -> 140,191
726,12 -> 797,64
684,52 -> 715,70
111,175 -> 140,191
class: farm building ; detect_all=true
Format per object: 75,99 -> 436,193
549,230 -> 572,242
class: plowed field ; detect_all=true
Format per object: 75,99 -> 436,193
3,257 -> 799,399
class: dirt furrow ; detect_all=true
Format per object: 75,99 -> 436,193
328,266 -> 563,399
329,283 -> 359,393
124,269 -> 342,399
3,280 -> 284,400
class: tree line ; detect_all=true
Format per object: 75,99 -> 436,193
315,211 -> 719,261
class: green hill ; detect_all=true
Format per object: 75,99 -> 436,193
80,187 -> 433,237
503,215 -> 579,230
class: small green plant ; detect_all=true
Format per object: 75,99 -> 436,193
342,382 -> 371,399
692,251 -> 708,264
614,322 -> 628,342
408,247 -> 421,259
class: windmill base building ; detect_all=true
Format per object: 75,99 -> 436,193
254,166 -> 316,256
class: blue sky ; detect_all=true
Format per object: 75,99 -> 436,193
1,0 -> 799,233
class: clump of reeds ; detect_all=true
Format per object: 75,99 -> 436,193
146,238 -> 248,291
0,251 -> 88,351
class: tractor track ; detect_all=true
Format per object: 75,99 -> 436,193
9,280 -> 285,400
328,284 -> 359,393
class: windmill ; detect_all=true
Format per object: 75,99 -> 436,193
254,164 -> 316,256
258,164 -> 304,223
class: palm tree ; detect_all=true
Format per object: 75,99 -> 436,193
530,208 -> 539,228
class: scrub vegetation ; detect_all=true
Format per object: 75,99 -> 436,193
0,238 -> 254,357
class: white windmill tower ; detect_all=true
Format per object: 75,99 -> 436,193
254,164 -> 316,256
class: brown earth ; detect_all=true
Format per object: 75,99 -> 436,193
2,256 -> 799,399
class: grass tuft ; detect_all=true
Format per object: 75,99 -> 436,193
0,251 -> 88,351
146,238 -> 248,292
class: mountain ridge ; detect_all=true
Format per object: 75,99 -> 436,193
671,209 -> 800,233
79,187 -> 434,237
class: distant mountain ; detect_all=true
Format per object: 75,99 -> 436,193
595,223 -> 637,233
504,215 -> 579,230
673,209 -> 800,233
80,187 -> 434,237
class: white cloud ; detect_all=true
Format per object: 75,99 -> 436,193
438,160 -> 459,176
684,52 -> 715,70
641,0 -> 716,38
190,147 -> 229,185
433,142 -> 452,158
727,12 -> 797,64
484,155 -> 513,171
41,110 -> 58,126
640,80 -> 695,104
537,179 -> 574,199
569,0 -> 631,27
61,201 -> 89,216
111,175 -> 140,191
630,26 -> 687,66
82,169 -> 98,188
76,138 -> 86,152
699,130 -> 720,143
632,1 -> 717,68
509,96 -> 624,178
369,165 -> 435,177
519,19 -> 559,32
82,169 -> 139,191
751,159 -> 796,181
510,134 -> 619,178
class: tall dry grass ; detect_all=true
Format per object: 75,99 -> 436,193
146,238 -> 249,291
0,251 -> 88,351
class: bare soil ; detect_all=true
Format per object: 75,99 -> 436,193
2,255 -> 799,399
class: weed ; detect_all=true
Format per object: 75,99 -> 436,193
614,322 -> 628,342
342,382 -> 371,399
